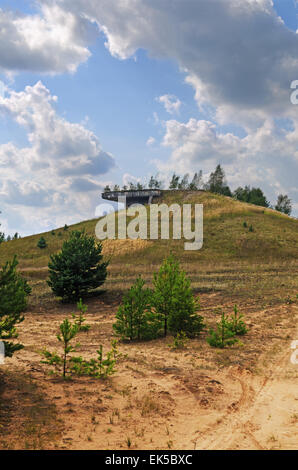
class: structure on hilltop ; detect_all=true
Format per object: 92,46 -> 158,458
102,189 -> 162,208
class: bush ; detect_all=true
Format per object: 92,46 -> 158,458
69,342 -> 117,379
152,255 -> 204,337
207,312 -> 238,348
48,230 -> 108,302
41,317 -> 117,379
168,331 -> 189,350
37,236 -> 47,249
227,305 -> 247,335
113,277 -> 160,341
0,256 -> 31,357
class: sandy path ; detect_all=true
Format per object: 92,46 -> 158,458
196,314 -> 298,450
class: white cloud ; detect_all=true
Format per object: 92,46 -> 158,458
146,136 -> 156,146
58,0 -> 298,125
156,116 -> 298,209
57,0 -> 296,211
1,0 -> 298,225
122,173 -> 141,187
0,81 -> 115,234
0,81 -> 115,177
0,2 -> 92,74
157,94 -> 181,115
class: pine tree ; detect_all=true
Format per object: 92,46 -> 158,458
152,255 -> 204,337
41,317 -> 79,378
178,174 -> 189,190
189,171 -> 203,190
275,194 -> 292,215
113,277 -> 160,341
234,186 -> 269,207
37,236 -> 47,249
207,312 -> 237,348
0,256 -> 31,357
148,175 -> 162,189
169,173 -> 180,189
206,164 -> 231,196
227,305 -> 247,336
48,230 -> 108,302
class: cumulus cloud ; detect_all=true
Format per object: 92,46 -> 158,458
56,0 -> 296,210
156,116 -> 298,208
0,81 -> 115,234
0,2 -> 93,74
0,81 -> 115,177
157,94 -> 181,115
1,0 -> 298,226
58,0 -> 298,125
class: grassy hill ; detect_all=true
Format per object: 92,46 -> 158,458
1,190 -> 297,305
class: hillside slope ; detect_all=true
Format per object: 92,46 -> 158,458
1,190 -> 297,269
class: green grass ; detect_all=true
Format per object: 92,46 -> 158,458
0,190 -> 297,305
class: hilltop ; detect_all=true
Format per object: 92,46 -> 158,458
1,190 -> 297,268
1,189 -> 297,307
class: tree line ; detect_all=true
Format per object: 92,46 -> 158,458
104,164 -> 292,215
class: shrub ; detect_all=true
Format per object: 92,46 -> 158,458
152,255 -> 204,337
0,256 -> 31,357
64,224 -> 69,231
48,230 -> 108,302
207,312 -> 238,348
168,331 -> 189,350
41,318 -> 117,379
37,236 -> 47,249
69,342 -> 117,379
227,305 -> 247,335
113,277 -> 160,341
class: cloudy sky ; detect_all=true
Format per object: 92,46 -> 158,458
0,0 -> 298,235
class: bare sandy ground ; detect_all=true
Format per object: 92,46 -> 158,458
1,299 -> 297,450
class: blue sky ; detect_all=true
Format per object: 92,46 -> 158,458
0,0 -> 298,235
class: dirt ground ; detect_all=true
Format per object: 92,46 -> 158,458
0,291 -> 297,450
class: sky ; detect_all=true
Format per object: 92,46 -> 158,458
0,0 -> 298,236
